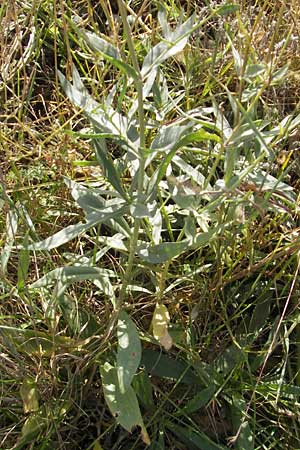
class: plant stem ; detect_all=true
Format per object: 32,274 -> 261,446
116,0 -> 146,309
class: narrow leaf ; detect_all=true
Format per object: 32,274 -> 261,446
141,349 -> 201,385
27,205 -> 127,251
166,422 -> 227,450
17,233 -> 30,291
141,15 -> 195,78
216,4 -> 239,16
30,266 -> 115,289
132,370 -> 154,410
82,31 -> 138,79
230,396 -> 254,450
93,139 -> 128,199
180,385 -> 217,415
1,208 -> 18,274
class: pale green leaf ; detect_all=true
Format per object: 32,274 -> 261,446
30,266 -> 115,289
244,64 -> 266,79
151,124 -> 192,153
27,205 -> 128,251
58,68 -> 129,138
82,31 -> 138,79
1,208 -> 18,274
117,311 -> 142,393
138,240 -> 189,264
17,233 -> 30,291
141,16 -> 195,78
100,363 -> 150,444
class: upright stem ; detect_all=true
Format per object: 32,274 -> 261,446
116,0 -> 146,309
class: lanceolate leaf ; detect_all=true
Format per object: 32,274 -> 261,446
28,205 -> 128,251
138,224 -> 226,264
117,311 -> 142,393
100,363 -> 150,445
58,68 -> 129,138
178,128 -> 221,146
141,15 -> 195,78
166,422 -> 227,450
138,240 -> 189,264
216,4 -> 239,16
141,349 -> 201,385
65,178 -> 131,235
29,266 -> 116,289
82,31 -> 138,80
93,139 -> 128,200
151,123 -> 192,153
230,396 -> 254,450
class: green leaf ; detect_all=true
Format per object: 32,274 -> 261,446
93,277 -> 116,309
138,240 -> 189,264
248,297 -> 271,335
17,233 -> 30,291
179,385 -> 217,415
93,138 -> 128,200
129,200 -> 157,219
141,15 -> 195,78
117,311 -> 142,393
100,363 -> 150,445
141,349 -> 201,385
166,422 -> 227,450
30,266 -> 116,288
20,411 -> 46,445
215,4 -> 239,16
27,205 -> 128,251
226,33 -> 243,76
270,64 -> 289,84
65,178 -> 131,235
82,32 -> 119,59
214,343 -> 247,375
20,378 -> 39,413
146,145 -> 179,198
1,207 -> 18,274
0,325 -> 75,356
151,124 -> 192,153
59,295 -> 101,338
178,128 -> 221,146
138,224 -> 226,264
230,396 -> 254,450
244,64 -> 266,79
132,370 -> 154,410
82,31 -> 138,79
